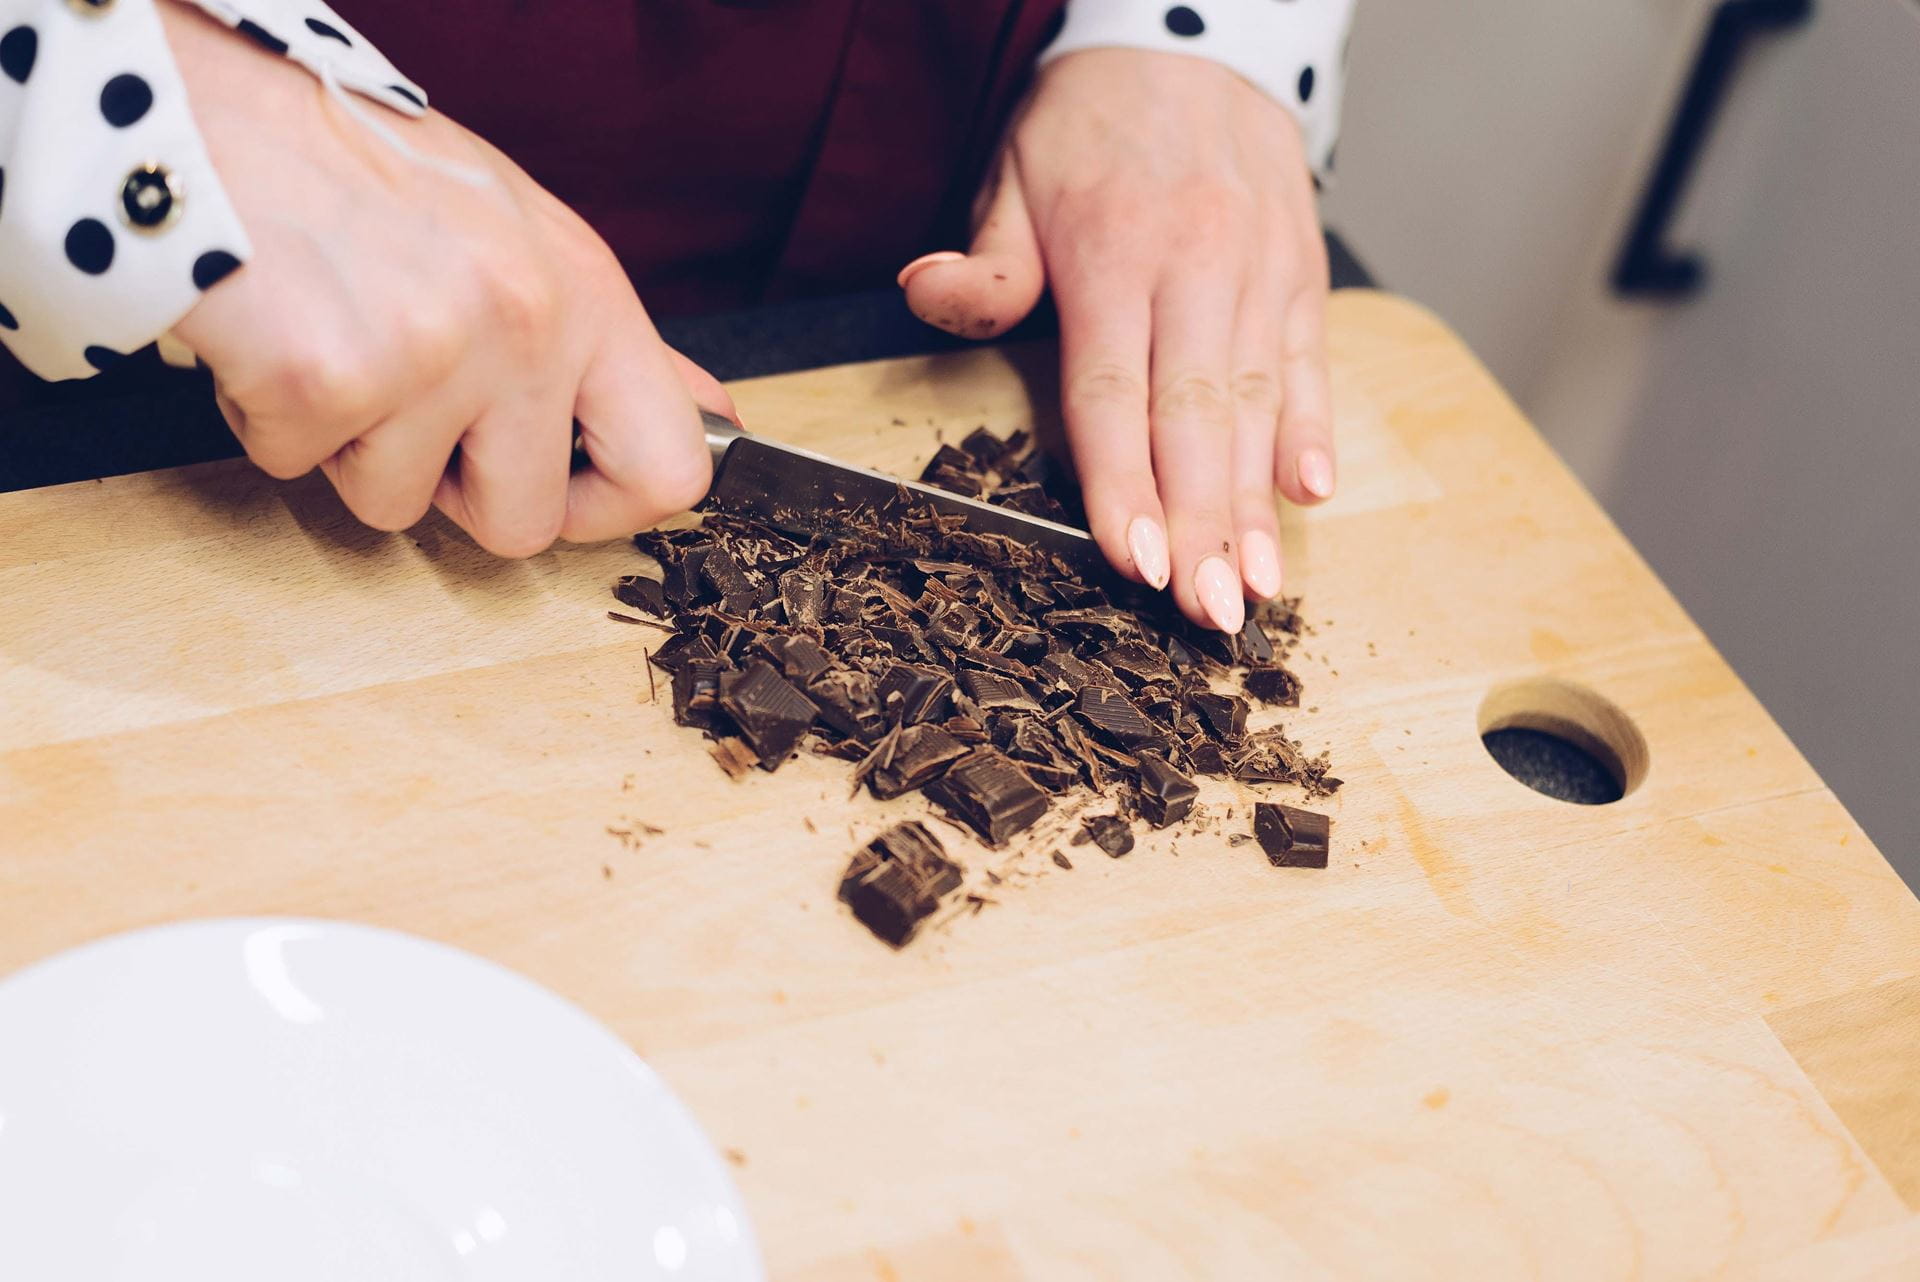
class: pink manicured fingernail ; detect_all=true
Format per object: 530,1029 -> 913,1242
1194,556 -> 1245,634
1240,529 -> 1282,600
1127,516 -> 1170,590
1297,448 -> 1336,500
895,251 -> 967,289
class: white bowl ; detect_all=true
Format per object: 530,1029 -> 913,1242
0,919 -> 763,1281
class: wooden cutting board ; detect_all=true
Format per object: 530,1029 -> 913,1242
2,291 -> 1916,1281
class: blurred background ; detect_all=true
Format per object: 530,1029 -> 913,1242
1325,0 -> 1919,883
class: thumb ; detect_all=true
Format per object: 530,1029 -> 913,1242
899,154 -> 1044,341
665,345 -> 740,425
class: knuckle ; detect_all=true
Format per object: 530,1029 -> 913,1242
269,344 -> 375,423
247,440 -> 316,481
1231,369 -> 1282,414
475,516 -> 561,559
480,255 -> 559,337
1068,362 -> 1144,411
1153,373 -> 1230,425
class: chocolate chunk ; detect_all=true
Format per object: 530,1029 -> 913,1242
1243,666 -> 1301,707
671,657 -> 730,730
1253,803 -> 1331,868
876,662 -> 955,726
868,724 -> 969,800
1075,687 -> 1164,751
957,668 -> 1041,713
649,632 -> 720,675
1235,618 -> 1276,666
1135,753 -> 1198,828
769,633 -> 833,684
1081,813 -> 1135,858
923,747 -> 1050,846
839,821 -> 964,948
613,574 -> 671,618
1188,691 -> 1248,743
779,570 -> 827,627
716,660 -> 817,769
1096,641 -> 1174,689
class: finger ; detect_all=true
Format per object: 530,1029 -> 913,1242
431,388 -> 573,558
561,317 -> 712,545
1149,274 -> 1244,634
1053,258 -> 1167,591
899,154 -> 1045,341
1273,283 -> 1336,506
666,346 -> 740,424
321,383 -> 475,532
1228,279 -> 1285,601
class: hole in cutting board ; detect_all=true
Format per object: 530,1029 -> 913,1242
1478,679 -> 1648,805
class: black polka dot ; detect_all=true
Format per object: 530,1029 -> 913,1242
0,300 -> 16,331
304,16 -> 352,45
0,25 -> 35,84
100,73 -> 153,128
84,344 -> 126,371
65,219 -> 114,275
0,165 -> 6,219
192,249 -> 242,292
388,83 -> 425,110
1163,6 -> 1205,37
1039,7 -> 1067,47
1297,65 -> 1316,103
235,19 -> 289,56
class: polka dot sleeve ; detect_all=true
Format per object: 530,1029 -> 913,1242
0,0 -> 427,383
1041,0 -> 1356,176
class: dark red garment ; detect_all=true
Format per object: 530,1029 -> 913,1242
0,0 -> 1066,408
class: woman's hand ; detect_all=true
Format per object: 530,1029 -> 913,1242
162,4 -> 732,557
899,48 -> 1335,632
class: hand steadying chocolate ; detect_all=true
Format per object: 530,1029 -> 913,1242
898,48 -> 1336,633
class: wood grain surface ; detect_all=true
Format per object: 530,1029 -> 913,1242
2,291 -> 1916,1280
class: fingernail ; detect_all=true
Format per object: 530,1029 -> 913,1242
1298,448 -> 1336,500
1240,529 -> 1282,600
896,251 -> 967,289
1194,556 -> 1245,634
1126,516 -> 1170,590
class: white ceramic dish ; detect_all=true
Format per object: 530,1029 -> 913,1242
0,918 -> 763,1281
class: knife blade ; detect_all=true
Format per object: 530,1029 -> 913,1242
700,412 -> 1105,576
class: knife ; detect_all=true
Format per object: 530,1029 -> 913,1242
699,411 -> 1105,576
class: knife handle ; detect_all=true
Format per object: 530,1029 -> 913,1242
702,411 -> 745,465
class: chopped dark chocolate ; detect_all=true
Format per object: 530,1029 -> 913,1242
1081,814 -> 1135,858
610,424 -> 1341,945
1096,640 -> 1175,689
839,821 -> 964,948
876,663 -> 955,726
671,657 -> 729,730
1075,687 -> 1164,751
1243,665 -> 1302,708
957,668 -> 1041,713
923,747 -> 1050,846
867,724 -> 969,800
1253,802 -> 1331,868
1135,753 -> 1198,828
1188,691 -> 1248,744
613,574 -> 671,618
716,660 -> 818,769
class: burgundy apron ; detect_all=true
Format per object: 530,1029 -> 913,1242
0,0 -> 1067,409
